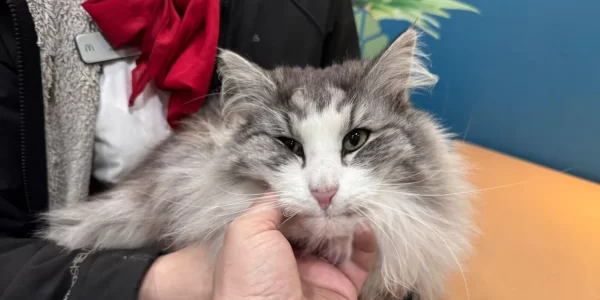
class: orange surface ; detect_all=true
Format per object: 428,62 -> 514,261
444,142 -> 600,300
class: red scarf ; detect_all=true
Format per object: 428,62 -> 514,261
82,0 -> 220,127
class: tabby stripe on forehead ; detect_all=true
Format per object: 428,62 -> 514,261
283,113 -> 294,136
238,129 -> 271,141
379,123 -> 401,132
348,103 -> 357,130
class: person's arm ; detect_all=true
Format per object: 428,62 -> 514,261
0,237 -> 162,300
321,0 -> 361,66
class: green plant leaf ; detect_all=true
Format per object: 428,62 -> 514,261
386,0 -> 479,13
363,35 -> 389,59
352,0 -> 479,39
354,8 -> 389,59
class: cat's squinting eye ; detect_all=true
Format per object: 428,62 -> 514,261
343,129 -> 370,153
278,137 -> 304,157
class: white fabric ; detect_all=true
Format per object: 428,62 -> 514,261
93,58 -> 173,184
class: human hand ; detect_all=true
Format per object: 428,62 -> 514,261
212,193 -> 378,300
138,247 -> 215,300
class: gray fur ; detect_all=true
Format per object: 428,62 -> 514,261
42,29 -> 474,300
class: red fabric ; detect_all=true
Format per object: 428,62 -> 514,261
82,0 -> 220,127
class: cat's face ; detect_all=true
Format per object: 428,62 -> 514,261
220,29 -> 455,240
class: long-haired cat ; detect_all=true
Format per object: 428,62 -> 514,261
42,29 -> 474,300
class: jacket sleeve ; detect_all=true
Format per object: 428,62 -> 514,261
0,237 -> 162,300
0,2 -> 162,299
321,0 -> 361,66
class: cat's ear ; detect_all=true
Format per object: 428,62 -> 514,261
217,50 -> 276,103
364,28 -> 438,107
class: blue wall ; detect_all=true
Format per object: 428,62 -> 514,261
379,0 -> 600,183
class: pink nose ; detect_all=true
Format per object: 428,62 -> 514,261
311,187 -> 338,210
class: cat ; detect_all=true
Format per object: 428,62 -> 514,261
42,28 -> 474,300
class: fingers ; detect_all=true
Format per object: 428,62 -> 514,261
350,223 -> 378,270
230,190 -> 283,234
296,256 -> 360,300
338,224 -> 378,292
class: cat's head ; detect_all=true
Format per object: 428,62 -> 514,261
218,29 -> 467,240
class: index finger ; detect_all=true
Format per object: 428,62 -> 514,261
338,223 -> 378,292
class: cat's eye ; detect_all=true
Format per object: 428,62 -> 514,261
342,129 -> 370,153
278,137 -> 304,157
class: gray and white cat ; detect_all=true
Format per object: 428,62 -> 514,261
42,29 -> 474,300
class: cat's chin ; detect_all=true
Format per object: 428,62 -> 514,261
291,235 -> 353,265
280,213 -> 361,265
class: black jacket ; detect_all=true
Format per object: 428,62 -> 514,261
0,0 -> 359,299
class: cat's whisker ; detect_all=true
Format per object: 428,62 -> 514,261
201,189 -> 288,203
191,191 -> 301,220
223,100 -> 280,121
200,220 -> 229,245
129,190 -> 217,209
363,199 -> 457,227
462,114 -> 474,141
181,92 -> 223,106
376,169 -> 456,187
376,167 -> 455,184
278,210 -> 301,230
194,198 -> 276,215
372,180 -> 530,197
215,186 -> 283,197
129,189 -> 282,210
210,202 -> 284,218
193,197 -> 285,220
380,168 -> 465,183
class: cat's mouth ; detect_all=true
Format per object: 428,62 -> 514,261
280,210 -> 360,265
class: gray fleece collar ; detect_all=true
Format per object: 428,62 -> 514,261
26,0 -> 100,208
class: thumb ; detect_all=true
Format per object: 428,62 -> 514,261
228,191 -> 283,235
214,191 -> 303,300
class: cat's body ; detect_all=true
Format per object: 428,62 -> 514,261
42,29 -> 474,300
